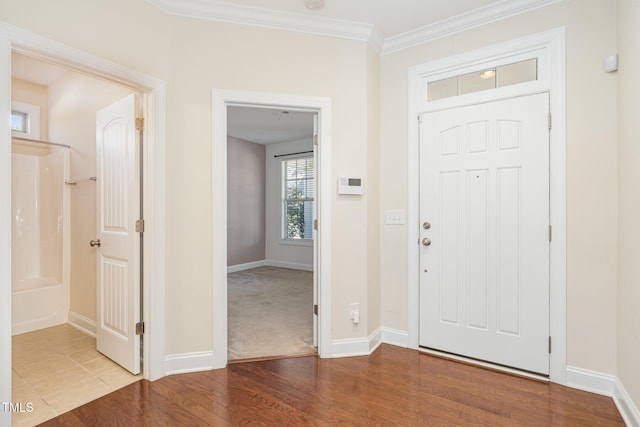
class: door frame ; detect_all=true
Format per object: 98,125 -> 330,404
212,89 -> 332,368
407,28 -> 567,383
0,23 -> 167,416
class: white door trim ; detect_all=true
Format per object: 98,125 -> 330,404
0,22 -> 167,412
407,28 -> 566,383
211,89 -> 333,368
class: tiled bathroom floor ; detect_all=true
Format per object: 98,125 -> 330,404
11,324 -> 141,427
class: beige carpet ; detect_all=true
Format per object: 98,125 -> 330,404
227,266 -> 316,360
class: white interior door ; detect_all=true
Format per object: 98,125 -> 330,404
95,93 -> 141,375
419,93 -> 550,375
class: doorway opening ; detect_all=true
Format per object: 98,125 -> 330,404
226,106 -> 317,362
1,28 -> 166,427
212,89 -> 333,369
9,51 -> 143,424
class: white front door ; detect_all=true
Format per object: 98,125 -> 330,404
419,93 -> 550,375
95,93 -> 141,375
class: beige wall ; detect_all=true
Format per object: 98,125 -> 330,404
379,0 -> 619,374
47,72 -> 133,322
167,14 -> 377,348
617,0 -> 640,408
0,0 -> 380,354
227,136 -> 265,267
366,46 -> 381,336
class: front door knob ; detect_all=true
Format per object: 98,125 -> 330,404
422,237 -> 431,246
89,239 -> 101,248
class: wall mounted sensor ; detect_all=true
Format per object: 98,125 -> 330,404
604,55 -> 618,73
338,176 -> 364,195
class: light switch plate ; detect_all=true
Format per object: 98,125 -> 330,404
385,209 -> 406,225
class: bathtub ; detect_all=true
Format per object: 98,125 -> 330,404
12,277 -> 69,336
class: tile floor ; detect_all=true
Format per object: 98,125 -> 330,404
11,324 -> 141,427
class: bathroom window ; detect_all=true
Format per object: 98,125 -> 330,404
11,110 -> 28,133
282,156 -> 314,242
11,101 -> 41,139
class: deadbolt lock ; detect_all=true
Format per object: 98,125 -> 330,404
423,221 -> 431,230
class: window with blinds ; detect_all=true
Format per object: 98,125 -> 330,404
282,156 -> 314,240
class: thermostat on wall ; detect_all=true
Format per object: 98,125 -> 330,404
338,176 -> 364,195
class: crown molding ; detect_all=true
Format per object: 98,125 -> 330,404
146,0 -> 384,53
146,0 -> 564,56
381,0 -> 564,55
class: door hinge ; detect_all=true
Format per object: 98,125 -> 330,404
314,219 -> 318,230
136,219 -> 145,233
549,225 -> 552,242
418,115 -> 423,124
548,112 -> 552,130
313,134 -> 318,146
136,117 -> 144,131
548,336 -> 552,353
314,304 -> 318,316
136,322 -> 145,335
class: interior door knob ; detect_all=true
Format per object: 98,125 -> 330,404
89,239 -> 101,248
422,237 -> 431,246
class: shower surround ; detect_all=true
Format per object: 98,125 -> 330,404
11,141 -> 69,335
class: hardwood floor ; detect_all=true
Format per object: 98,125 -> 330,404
39,344 -> 624,426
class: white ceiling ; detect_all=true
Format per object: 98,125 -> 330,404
227,106 -> 314,145
191,0 -> 500,39
147,0 -> 562,54
12,53 -> 68,86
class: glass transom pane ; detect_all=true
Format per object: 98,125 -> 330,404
426,58 -> 538,102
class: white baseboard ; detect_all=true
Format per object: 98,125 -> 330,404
614,378 -> 640,427
566,365 -> 640,427
566,365 -> 616,396
331,328 -> 382,358
227,259 -> 313,273
67,311 -> 96,337
369,328 -> 382,353
227,260 -> 267,273
330,327 -> 406,358
265,260 -> 313,271
164,351 -> 216,376
381,327 -> 409,348
330,336 -> 370,358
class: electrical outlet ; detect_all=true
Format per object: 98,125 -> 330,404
385,210 -> 406,225
350,303 -> 360,324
